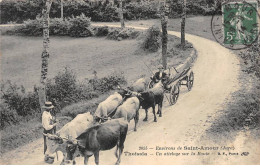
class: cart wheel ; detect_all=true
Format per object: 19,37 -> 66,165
148,80 -> 155,89
187,71 -> 194,91
170,83 -> 180,105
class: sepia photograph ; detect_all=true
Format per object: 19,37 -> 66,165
0,0 -> 259,165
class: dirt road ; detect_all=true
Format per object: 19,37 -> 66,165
1,25 -> 249,165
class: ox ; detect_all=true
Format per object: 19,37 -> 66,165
128,78 -> 147,92
136,81 -> 164,122
64,119 -> 128,165
112,96 -> 140,131
93,89 -> 129,123
43,112 -> 94,164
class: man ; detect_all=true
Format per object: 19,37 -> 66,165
42,101 -> 57,155
153,65 -> 167,83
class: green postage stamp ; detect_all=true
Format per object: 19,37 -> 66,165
222,1 -> 259,45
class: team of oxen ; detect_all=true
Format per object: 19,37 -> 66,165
43,78 -> 165,165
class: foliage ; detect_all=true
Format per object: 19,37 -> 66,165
1,0 -> 223,24
107,27 -> 140,41
9,17 -> 44,36
0,81 -> 40,116
92,72 -> 127,93
239,43 -> 260,78
141,25 -> 161,52
0,102 -> 21,129
49,18 -> 71,36
93,26 -> 110,37
68,14 -> 93,37
6,19 -> 141,40
1,67 -> 127,127
6,15 -> 92,37
46,67 -> 99,112
124,1 -> 159,20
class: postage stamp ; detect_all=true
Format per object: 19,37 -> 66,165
211,0 -> 259,50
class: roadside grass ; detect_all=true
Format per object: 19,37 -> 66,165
205,77 -> 260,143
1,30 -> 193,154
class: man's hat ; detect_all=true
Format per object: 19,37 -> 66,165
42,101 -> 54,109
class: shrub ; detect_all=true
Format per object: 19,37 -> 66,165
68,14 -> 93,37
93,26 -> 109,37
107,27 -> 140,41
92,72 -> 127,93
0,102 -> 20,129
0,81 -> 40,116
49,18 -> 71,36
124,2 -> 159,20
8,17 -> 44,36
46,67 -> 99,111
6,14 -> 92,37
141,25 -> 161,52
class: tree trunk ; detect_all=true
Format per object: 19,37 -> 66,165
161,1 -> 168,69
118,0 -> 125,28
39,0 -> 53,112
61,0 -> 63,20
181,0 -> 186,49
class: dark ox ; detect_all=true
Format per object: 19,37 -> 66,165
136,81 -> 164,122
65,119 -> 128,165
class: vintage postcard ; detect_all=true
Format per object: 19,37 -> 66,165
0,0 -> 259,165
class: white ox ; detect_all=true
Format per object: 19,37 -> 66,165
44,112 -> 94,164
128,78 -> 147,92
112,97 -> 140,131
94,92 -> 124,122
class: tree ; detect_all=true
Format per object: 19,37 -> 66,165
160,1 -> 168,69
181,0 -> 186,49
39,0 -> 53,113
118,0 -> 125,28
61,0 -> 63,19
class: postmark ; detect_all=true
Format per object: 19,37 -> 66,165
211,0 -> 259,50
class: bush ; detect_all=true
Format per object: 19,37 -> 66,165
0,102 -> 20,129
141,25 -> 161,52
50,18 -> 71,36
46,67 -> 99,112
0,81 -> 40,116
7,17 -> 44,36
91,72 -> 127,93
1,67 -> 127,125
124,2 -> 159,20
68,14 -> 93,37
107,27 -> 140,40
93,26 -> 109,37
6,14 -> 93,37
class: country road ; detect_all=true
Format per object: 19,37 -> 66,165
2,24 -> 254,165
